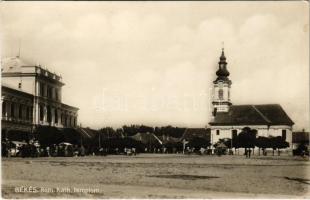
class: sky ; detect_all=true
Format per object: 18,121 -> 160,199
1,1 -> 309,130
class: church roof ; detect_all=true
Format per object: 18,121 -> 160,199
209,104 -> 294,126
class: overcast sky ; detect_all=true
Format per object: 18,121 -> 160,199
1,1 -> 309,130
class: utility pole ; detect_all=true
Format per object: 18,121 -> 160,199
17,39 -> 21,58
98,131 -> 101,149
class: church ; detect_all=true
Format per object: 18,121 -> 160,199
208,49 -> 294,149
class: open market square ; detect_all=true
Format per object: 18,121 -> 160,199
2,154 -> 309,198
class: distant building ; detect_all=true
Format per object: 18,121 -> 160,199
1,57 -> 78,141
208,49 -> 294,148
181,128 -> 210,141
292,131 -> 309,149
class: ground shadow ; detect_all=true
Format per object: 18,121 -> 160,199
148,174 -> 219,180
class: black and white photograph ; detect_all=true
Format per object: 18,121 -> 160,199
0,1 -> 309,199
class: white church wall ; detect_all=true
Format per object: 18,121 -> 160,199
210,125 -> 293,148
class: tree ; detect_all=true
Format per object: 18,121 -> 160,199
255,136 -> 270,156
271,136 -> 289,156
236,127 -> 257,154
293,142 -> 309,156
187,137 -> 211,149
139,125 -> 154,133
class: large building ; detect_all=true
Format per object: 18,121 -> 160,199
208,49 -> 294,148
1,57 -> 78,141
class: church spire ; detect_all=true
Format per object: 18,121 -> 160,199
220,48 -> 226,61
215,48 -> 230,82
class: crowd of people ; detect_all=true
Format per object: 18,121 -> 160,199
1,140 -> 88,158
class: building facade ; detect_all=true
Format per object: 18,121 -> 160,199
208,49 -> 294,148
1,57 -> 78,141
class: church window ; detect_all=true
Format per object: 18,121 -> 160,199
232,130 -> 237,138
219,89 -> 224,100
282,130 -> 286,140
216,130 -> 220,135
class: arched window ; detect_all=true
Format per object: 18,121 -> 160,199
219,89 -> 224,100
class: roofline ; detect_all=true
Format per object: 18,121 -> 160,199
61,103 -> 79,111
1,85 -> 34,99
2,72 -> 65,86
209,122 -> 294,126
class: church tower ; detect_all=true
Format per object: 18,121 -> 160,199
212,48 -> 232,115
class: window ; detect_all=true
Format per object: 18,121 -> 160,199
219,89 -> 224,100
55,89 -> 59,101
52,88 -> 56,99
39,105 -> 44,121
26,107 -> 30,120
69,116 -> 72,127
47,86 -> 51,98
47,87 -> 53,99
11,103 -> 15,117
282,130 -> 286,140
216,130 -> 220,135
19,104 -> 23,119
47,106 -> 51,123
212,108 -> 217,116
232,130 -> 237,139
2,101 -> 6,117
64,115 -> 67,126
40,83 -> 45,96
55,109 -> 58,124
61,114 -> 64,124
